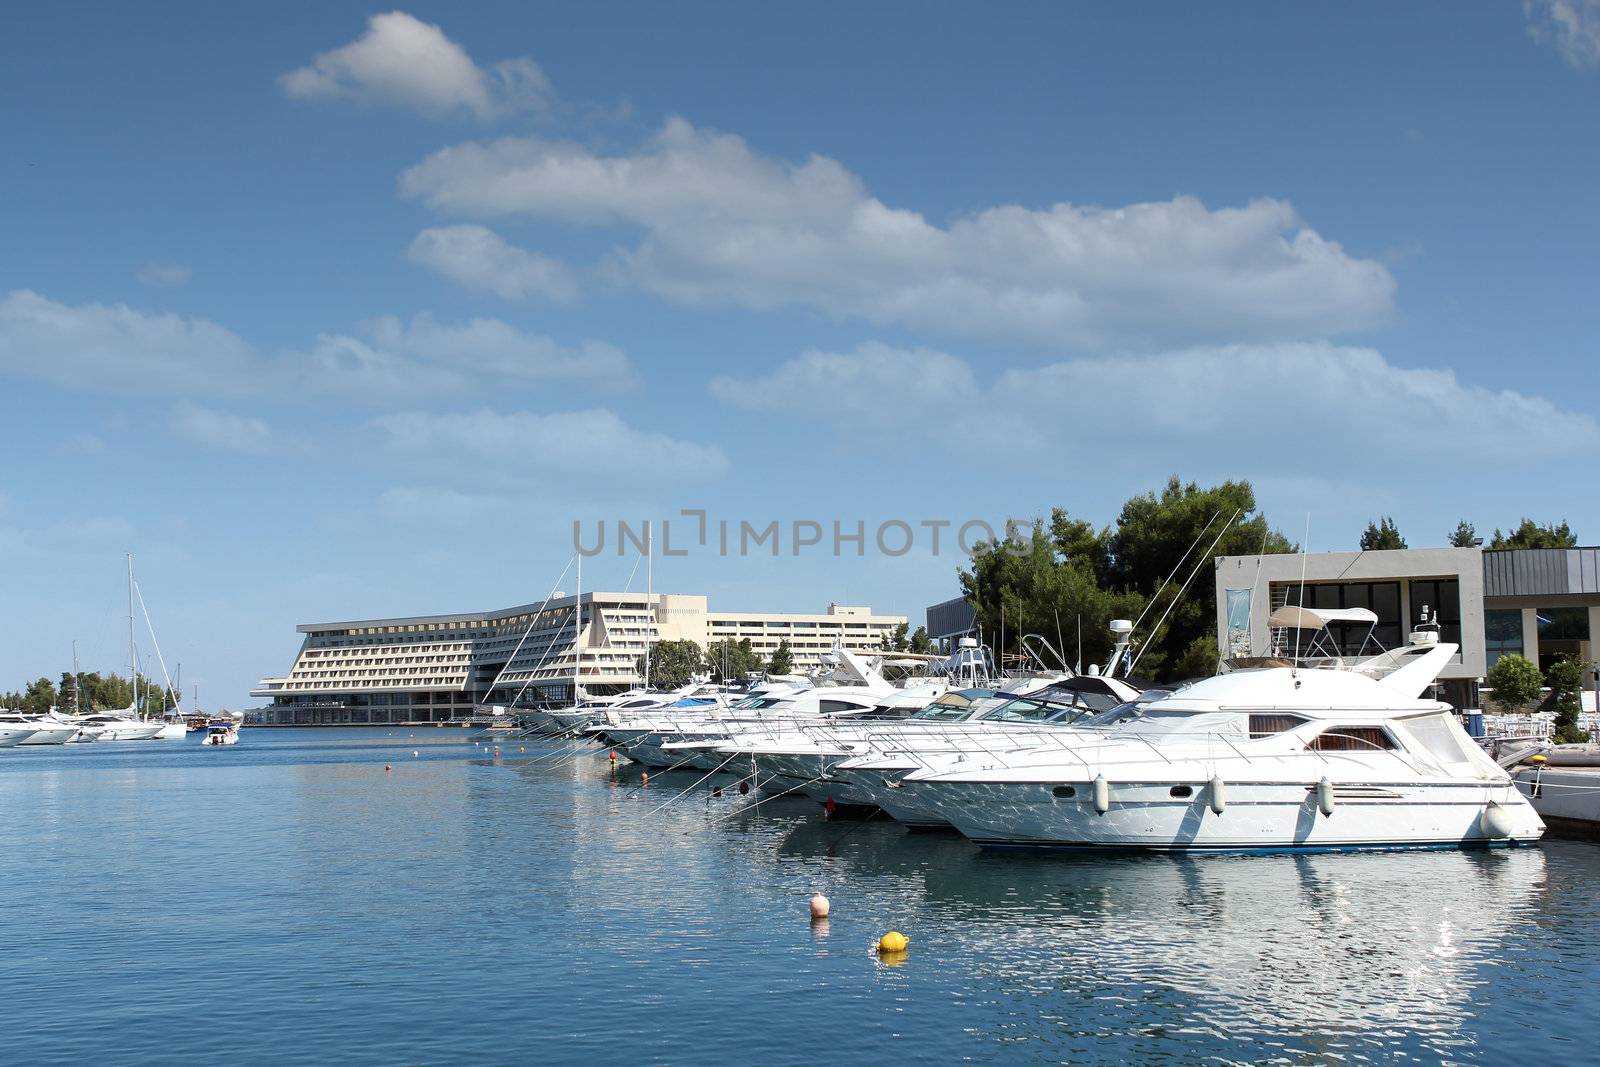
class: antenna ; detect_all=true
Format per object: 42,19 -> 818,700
1293,514 -> 1310,662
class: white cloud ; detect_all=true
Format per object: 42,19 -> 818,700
135,261 -> 192,287
1525,0 -> 1600,67
370,408 -> 728,482
368,312 -> 633,386
0,289 -> 255,395
170,403 -> 277,455
280,11 -> 550,119
710,342 -> 974,419
407,225 -> 577,301
400,117 -> 1396,348
0,288 -> 630,402
712,341 -> 1598,465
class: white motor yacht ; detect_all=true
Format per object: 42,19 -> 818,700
0,720 -> 39,748
0,712 -> 78,745
77,709 -> 165,742
899,629 -> 1544,852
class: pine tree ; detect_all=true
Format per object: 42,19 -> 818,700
1359,516 -> 1407,551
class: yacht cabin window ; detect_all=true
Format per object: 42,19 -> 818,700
1309,726 -> 1397,752
1249,714 -> 1310,738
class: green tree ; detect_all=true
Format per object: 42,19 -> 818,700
908,625 -> 933,654
1359,516 -> 1407,551
21,677 -> 57,714
1448,520 -> 1479,548
961,519 -> 1146,677
1485,653 -> 1543,712
1101,478 -> 1294,678
767,638 -> 795,676
1490,519 -> 1578,550
1545,657 -> 1592,745
961,478 -> 1292,682
638,639 -> 704,687
706,637 -> 764,681
881,621 -> 910,652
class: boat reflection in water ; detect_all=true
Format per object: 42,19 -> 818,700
774,814 -> 1549,1061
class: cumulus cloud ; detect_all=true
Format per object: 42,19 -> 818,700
135,261 -> 193,287
1525,0 -> 1600,67
0,289 -> 256,395
400,117 -> 1396,348
280,11 -> 549,119
407,224 -> 577,301
170,403 -> 277,455
370,408 -> 728,482
712,341 -> 1598,465
0,288 -> 630,401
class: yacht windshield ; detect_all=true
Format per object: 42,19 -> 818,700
731,695 -> 787,710
912,688 -> 995,721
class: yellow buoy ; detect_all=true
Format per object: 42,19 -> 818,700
877,931 -> 909,954
1531,754 -> 1548,764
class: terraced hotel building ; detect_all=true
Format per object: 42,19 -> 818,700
251,593 -> 905,725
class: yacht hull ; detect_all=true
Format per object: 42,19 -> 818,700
0,727 -> 35,748
916,779 -> 1546,851
95,722 -> 166,742
18,725 -> 78,745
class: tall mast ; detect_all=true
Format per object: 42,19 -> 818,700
643,520 -> 653,689
573,552 -> 582,705
127,553 -> 137,713
71,639 -> 80,714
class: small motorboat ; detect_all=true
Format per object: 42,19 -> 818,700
202,719 -> 240,746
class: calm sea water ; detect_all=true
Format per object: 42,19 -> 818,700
3,728 -> 1598,1066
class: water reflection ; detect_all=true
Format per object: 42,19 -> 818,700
770,805 -> 1557,1061
5,731 -> 1596,1067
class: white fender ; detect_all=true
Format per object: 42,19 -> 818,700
1093,774 -> 1110,815
1316,777 -> 1335,816
1208,775 -> 1227,815
1481,802 -> 1516,838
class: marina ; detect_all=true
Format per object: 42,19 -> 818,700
7,4 -> 1600,1063
3,727 -> 1599,1065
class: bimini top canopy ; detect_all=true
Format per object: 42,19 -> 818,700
1268,605 -> 1378,631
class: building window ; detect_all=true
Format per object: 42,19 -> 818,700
1407,579 -> 1461,646
1277,581 -> 1402,653
1484,609 -> 1522,669
1536,607 -> 1590,673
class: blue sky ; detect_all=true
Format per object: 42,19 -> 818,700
3,2 -> 1599,707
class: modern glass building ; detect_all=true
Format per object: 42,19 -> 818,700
1215,546 -> 1600,709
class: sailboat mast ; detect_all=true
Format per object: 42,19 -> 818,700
643,520 -> 653,689
573,552 -> 582,705
127,553 -> 137,713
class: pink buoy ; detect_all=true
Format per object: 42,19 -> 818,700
809,893 -> 830,919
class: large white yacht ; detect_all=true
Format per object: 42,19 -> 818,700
75,707 -> 165,742
0,718 -> 40,748
897,626 -> 1544,852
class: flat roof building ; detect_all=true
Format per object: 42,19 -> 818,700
1215,545 -> 1600,709
252,593 -> 905,725
925,595 -> 977,651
